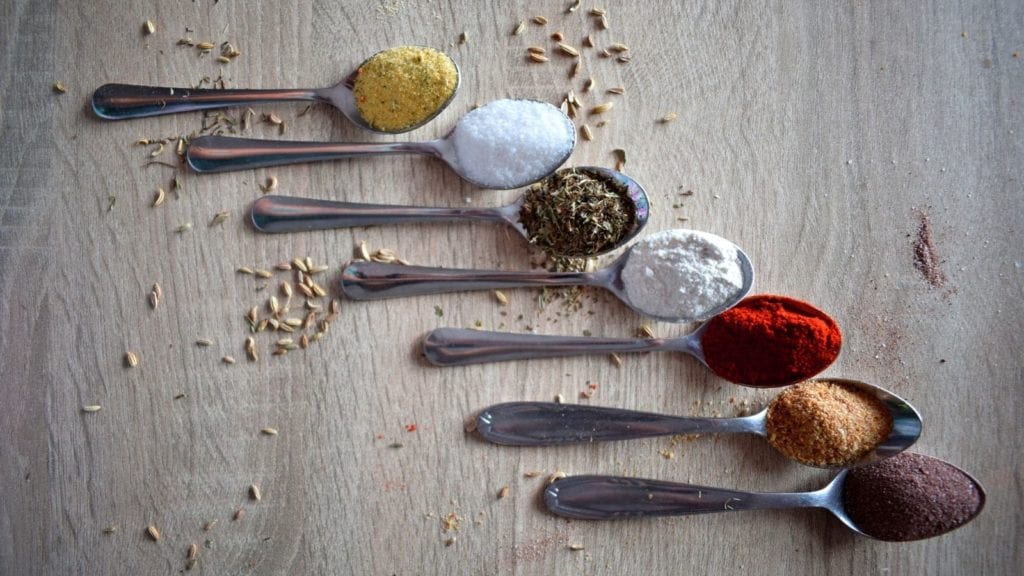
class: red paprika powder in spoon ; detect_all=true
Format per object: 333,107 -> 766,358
701,294 -> 841,387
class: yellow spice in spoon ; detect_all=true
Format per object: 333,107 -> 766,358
353,46 -> 458,132
766,380 -> 893,467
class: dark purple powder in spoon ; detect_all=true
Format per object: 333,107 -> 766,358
842,452 -> 983,542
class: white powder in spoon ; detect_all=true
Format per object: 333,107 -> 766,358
621,229 -> 745,321
451,99 -> 575,189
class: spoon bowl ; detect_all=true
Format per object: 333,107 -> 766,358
475,378 -> 922,469
91,46 -> 459,134
543,456 -> 985,541
184,98 -> 576,189
340,229 -> 752,323
250,167 -> 649,257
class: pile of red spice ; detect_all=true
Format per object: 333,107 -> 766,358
700,295 -> 842,387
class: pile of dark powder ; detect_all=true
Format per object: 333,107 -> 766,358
842,452 -> 982,541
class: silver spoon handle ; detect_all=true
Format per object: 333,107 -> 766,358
544,475 -> 820,520
250,195 -> 509,233
476,402 -> 763,445
186,136 -> 433,173
91,83 -> 322,119
422,328 -> 683,366
340,262 -> 593,300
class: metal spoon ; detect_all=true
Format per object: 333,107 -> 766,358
250,167 -> 649,257
542,458 -> 986,541
475,378 -> 922,468
91,46 -> 459,134
184,99 -> 576,189
340,231 -> 753,323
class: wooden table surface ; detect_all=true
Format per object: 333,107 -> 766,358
2,1 -> 1021,574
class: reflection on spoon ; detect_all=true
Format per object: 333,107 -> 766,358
186,99 -> 576,190
250,167 -> 649,258
543,453 -> 985,542
422,295 -> 837,387
341,229 -> 753,323
91,46 -> 459,134
475,378 -> 922,469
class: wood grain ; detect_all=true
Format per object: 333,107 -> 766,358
1,1 -> 1021,574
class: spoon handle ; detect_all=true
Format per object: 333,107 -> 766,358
186,135 -> 432,173
476,402 -> 763,445
544,475 -> 820,520
91,83 -> 322,120
422,328 -> 686,366
340,262 -> 593,300
250,195 -> 509,233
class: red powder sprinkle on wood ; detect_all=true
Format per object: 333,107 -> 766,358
913,211 -> 946,288
405,424 -> 417,432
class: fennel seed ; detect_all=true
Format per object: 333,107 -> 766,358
556,42 -> 580,57
249,484 -> 261,501
533,15 -> 548,25
590,102 -> 614,114
153,188 -> 166,207
260,427 -> 278,435
146,525 -> 161,541
125,351 -> 139,367
210,211 -> 229,226
143,20 -> 156,35
82,405 -> 102,413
